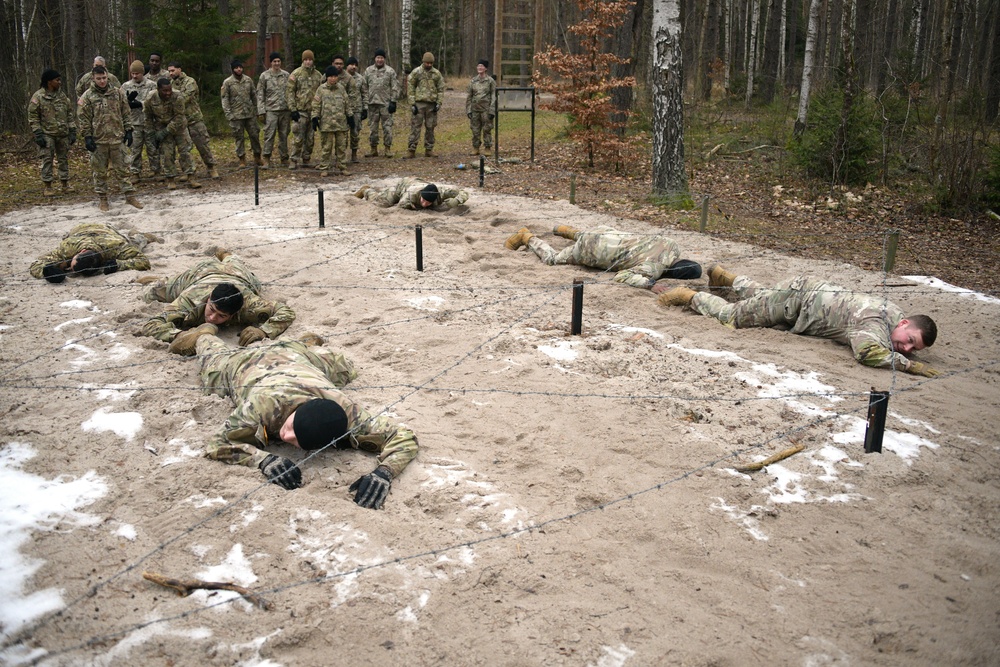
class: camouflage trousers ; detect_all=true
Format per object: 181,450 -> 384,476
90,143 -> 135,195
317,131 -> 348,171
127,126 -> 160,175
408,101 -> 437,152
262,110 -> 290,159
290,115 -> 315,165
368,104 -> 393,148
38,134 -> 70,183
349,112 -> 362,150
691,275 -> 810,328
157,128 -> 195,178
229,117 -> 261,158
187,121 -> 216,168
469,110 -> 492,150
143,254 -> 259,304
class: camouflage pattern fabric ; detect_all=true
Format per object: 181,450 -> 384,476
145,70 -> 166,85
311,82 -> 350,132
88,144 -> 135,195
76,71 -> 121,100
408,101 -> 438,152
29,223 -> 150,278
28,87 -> 75,182
362,64 -> 398,106
287,65 -> 323,165
170,73 -> 204,123
121,78 -> 159,174
364,177 -> 469,210
143,91 -> 192,178
257,68 -> 291,159
343,70 -> 365,150
121,78 -> 156,127
196,334 -> 418,478
466,74 -> 496,151
186,119 -> 216,169
407,66 -> 444,106
78,83 -> 131,144
221,74 -> 258,120
526,226 -> 681,288
690,275 -> 910,369
141,255 -> 296,342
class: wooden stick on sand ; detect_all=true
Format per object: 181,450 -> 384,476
734,440 -> 806,473
142,571 -> 274,611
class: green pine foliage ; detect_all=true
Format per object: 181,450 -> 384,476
291,0 -> 349,66
790,83 -> 879,186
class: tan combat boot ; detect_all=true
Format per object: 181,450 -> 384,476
504,227 -> 534,250
167,323 -> 218,356
553,225 -> 579,240
42,181 -> 55,197
280,156 -> 289,166
383,147 -> 394,158
261,155 -> 271,169
187,176 -> 202,189
353,185 -> 370,199
98,195 -> 110,212
657,286 -> 697,308
125,195 -> 143,209
60,180 -> 74,192
254,153 -> 263,167
178,174 -> 188,183
706,264 -> 737,290
365,146 -> 378,157
298,332 -> 325,347
470,148 -> 480,156
129,174 -> 140,185
166,177 -> 177,190
406,149 -> 416,159
289,161 -> 298,170
425,149 -> 435,158
209,167 -> 220,179
338,165 -> 351,177
320,169 -> 329,177
238,155 -> 247,167
214,247 -> 231,261
350,149 -> 359,163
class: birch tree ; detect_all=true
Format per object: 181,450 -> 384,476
744,0 -> 759,106
793,0 -> 821,138
651,0 -> 686,200
401,0 -> 412,72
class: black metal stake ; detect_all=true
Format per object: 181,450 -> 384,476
479,155 -> 485,188
863,389 -> 889,453
571,279 -> 584,335
415,225 -> 423,271
254,163 -> 259,206
318,189 -> 325,228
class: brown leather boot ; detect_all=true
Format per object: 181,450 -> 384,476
504,227 -> 533,250
353,185 -> 370,199
656,286 -> 697,307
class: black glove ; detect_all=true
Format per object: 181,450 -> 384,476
123,129 -> 133,147
347,116 -> 355,130
290,110 -> 300,122
311,117 -> 319,131
348,466 -> 392,509
85,136 -> 97,152
361,108 -> 368,121
33,131 -> 47,148
103,259 -> 119,275
387,101 -> 396,114
127,90 -> 142,109
411,104 -> 418,116
42,262 -> 67,283
69,129 -> 77,145
433,102 -> 441,113
467,112 -> 472,120
259,454 -> 302,490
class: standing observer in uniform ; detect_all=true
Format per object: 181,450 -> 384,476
362,48 -> 399,158
257,52 -> 290,168
76,56 -> 120,101
343,57 -> 366,163
144,78 -> 200,190
406,52 -> 444,158
169,61 -> 219,180
221,60 -> 262,167
286,49 -> 323,170
144,53 -> 164,84
466,59 -> 496,157
28,69 -> 76,196
78,66 -> 142,212
311,66 -> 354,177
121,60 -> 158,183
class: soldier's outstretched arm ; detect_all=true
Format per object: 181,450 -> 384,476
238,293 -> 296,338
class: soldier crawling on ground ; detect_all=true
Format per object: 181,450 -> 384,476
656,265 -> 941,377
29,222 -> 156,283
352,177 -> 468,211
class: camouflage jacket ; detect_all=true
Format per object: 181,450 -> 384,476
75,71 -> 121,99
572,227 -> 682,288
29,223 -> 150,278
27,87 -> 76,137
170,73 -> 204,124
78,83 -> 132,144
466,74 -> 496,115
141,258 -> 296,342
371,177 -> 469,210
362,64 -> 399,106
407,66 -> 444,106
221,74 -> 258,120
199,337 -> 418,478
256,68 -> 290,113
311,82 -> 350,132
340,71 -> 363,115
121,78 -> 157,127
286,65 -> 324,114
145,70 -> 167,85
143,90 -> 188,135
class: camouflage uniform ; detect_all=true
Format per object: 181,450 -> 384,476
343,69 -> 365,151
121,77 -> 159,175
257,67 -> 291,160
145,70 -> 167,85
27,86 -> 75,183
144,90 -> 194,178
311,81 -> 351,173
466,73 -> 496,151
364,177 -> 469,210
171,73 -> 216,170
526,226 -> 681,288
362,63 -> 399,150
141,254 -> 296,342
29,222 -> 151,278
286,64 -> 324,166
77,82 -> 135,196
407,65 -> 445,153
690,275 -> 912,369
76,71 -> 121,100
196,334 -> 418,479
221,73 -> 261,159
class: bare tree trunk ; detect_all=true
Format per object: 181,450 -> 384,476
257,0 -> 268,76
759,0 -> 781,103
282,0 -> 293,65
778,0 -> 786,85
652,0 -> 687,199
986,1 -> 1000,122
401,0 -> 412,73
794,0 -> 821,137
832,0 -> 854,183
745,0 -> 759,105
371,0 -> 383,55
723,0 -> 732,91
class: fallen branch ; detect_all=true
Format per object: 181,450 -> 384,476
142,571 -> 274,611
734,440 -> 806,473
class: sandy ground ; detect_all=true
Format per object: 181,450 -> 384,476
0,175 -> 998,666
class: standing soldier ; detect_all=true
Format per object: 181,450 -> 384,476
144,78 -> 201,190
286,49 -> 323,170
145,53 -> 164,84
344,57 -> 366,163
27,69 -> 76,196
121,60 -> 158,183
257,52 -> 290,168
362,48 -> 399,158
169,61 -> 220,180
466,59 -> 496,157
221,60 -> 262,167
311,66 -> 354,177
76,56 -> 121,101
406,52 -> 444,159
331,55 -> 362,164
78,66 -> 142,212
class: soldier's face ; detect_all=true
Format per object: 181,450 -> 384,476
279,411 -> 300,447
168,66 -> 181,79
333,59 -> 344,70
890,321 -> 926,355
204,300 -> 234,326
149,55 -> 161,70
423,61 -> 432,70
131,70 -> 145,83
346,64 -> 357,74
158,84 -> 172,100
327,75 -> 338,85
375,56 -> 385,67
477,64 -> 486,75
232,65 -> 243,77
94,72 -> 108,89
270,58 -> 282,70
47,77 -> 61,91
419,197 -> 435,208
303,58 -> 314,68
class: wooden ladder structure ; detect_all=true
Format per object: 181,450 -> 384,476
492,0 -> 544,86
